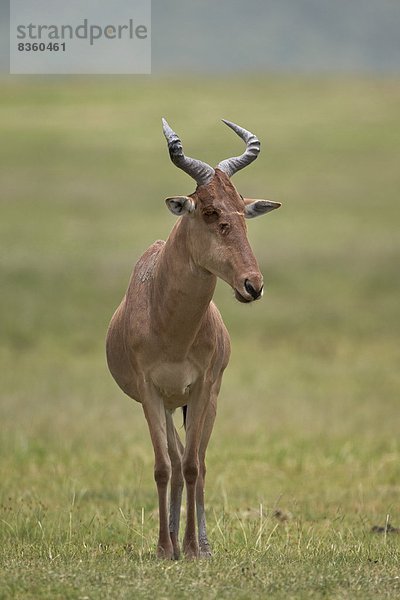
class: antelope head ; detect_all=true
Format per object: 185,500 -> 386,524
162,118 -> 281,303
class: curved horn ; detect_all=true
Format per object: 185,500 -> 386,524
162,118 -> 214,186
217,119 -> 260,177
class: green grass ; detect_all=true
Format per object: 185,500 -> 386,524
1,75 -> 400,598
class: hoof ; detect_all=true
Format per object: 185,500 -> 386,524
199,544 -> 212,558
157,544 -> 174,560
183,540 -> 199,559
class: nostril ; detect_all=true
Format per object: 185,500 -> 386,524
244,279 -> 254,296
244,279 -> 262,300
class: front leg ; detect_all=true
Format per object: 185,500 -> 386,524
141,388 -> 174,559
196,397 -> 217,557
182,383 -> 213,559
166,411 -> 184,559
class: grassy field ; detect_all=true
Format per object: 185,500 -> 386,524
1,76 -> 400,598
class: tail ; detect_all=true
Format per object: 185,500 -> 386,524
182,405 -> 187,429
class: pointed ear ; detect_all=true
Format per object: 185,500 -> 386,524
165,196 -> 196,216
244,198 -> 281,219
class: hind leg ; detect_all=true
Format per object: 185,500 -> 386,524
166,411 -> 184,559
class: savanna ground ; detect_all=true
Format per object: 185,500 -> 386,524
0,76 -> 399,599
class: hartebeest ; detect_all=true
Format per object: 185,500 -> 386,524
106,118 -> 280,559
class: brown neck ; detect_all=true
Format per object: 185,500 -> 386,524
151,218 -> 217,360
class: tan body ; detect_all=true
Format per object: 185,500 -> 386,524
106,122 -> 280,559
107,232 -> 230,410
106,222 -> 230,559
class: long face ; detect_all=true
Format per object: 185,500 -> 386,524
166,170 -> 280,303
163,117 -> 281,302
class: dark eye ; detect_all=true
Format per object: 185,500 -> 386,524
219,222 -> 230,235
202,209 -> 219,224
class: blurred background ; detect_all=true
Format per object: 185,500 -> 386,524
1,0 -> 400,590
2,0 -> 400,73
